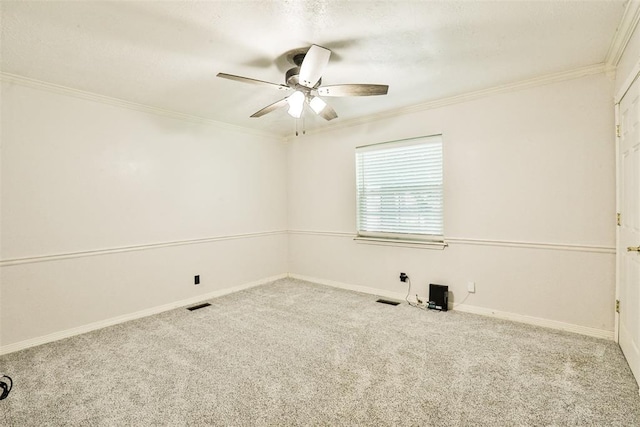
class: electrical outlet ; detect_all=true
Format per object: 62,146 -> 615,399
467,281 -> 475,293
194,275 -> 200,285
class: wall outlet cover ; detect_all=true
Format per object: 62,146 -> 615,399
467,281 -> 475,293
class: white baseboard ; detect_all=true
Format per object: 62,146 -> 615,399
288,273 -> 408,302
0,274 -> 287,355
2,272 -> 613,355
289,273 -> 614,341
453,303 -> 614,340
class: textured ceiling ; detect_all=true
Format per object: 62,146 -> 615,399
0,1 -> 627,137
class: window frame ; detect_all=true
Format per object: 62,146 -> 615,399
354,135 -> 445,248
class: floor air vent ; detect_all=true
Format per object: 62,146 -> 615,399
187,303 -> 211,311
376,299 -> 400,306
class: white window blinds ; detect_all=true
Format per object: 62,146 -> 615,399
355,135 -> 443,240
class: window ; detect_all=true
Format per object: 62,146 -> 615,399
355,135 -> 443,243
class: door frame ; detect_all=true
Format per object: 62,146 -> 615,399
615,99 -> 620,343
615,59 -> 640,344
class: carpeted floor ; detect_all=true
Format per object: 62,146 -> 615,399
1,277 -> 639,426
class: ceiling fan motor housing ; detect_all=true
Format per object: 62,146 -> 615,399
286,66 -> 321,90
292,53 -> 307,67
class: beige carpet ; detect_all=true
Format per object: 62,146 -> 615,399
1,277 -> 639,426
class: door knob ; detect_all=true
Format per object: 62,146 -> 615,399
628,246 -> 640,252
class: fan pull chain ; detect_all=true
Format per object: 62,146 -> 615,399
294,115 -> 306,136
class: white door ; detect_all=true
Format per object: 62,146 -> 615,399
618,74 -> 640,386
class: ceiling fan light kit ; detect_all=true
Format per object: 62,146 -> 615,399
286,91 -> 305,118
309,96 -> 327,114
217,44 -> 389,133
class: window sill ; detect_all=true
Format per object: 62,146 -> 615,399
354,236 -> 448,250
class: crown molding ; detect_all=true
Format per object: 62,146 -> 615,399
0,72 -> 281,140
1,61 -> 609,143
605,0 -> 640,67
294,63 -> 608,139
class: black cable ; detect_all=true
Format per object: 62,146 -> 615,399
0,375 -> 12,400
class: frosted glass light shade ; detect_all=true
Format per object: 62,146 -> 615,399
287,91 -> 305,118
309,96 -> 326,113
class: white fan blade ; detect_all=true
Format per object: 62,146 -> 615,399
318,84 -> 388,97
317,102 -> 338,121
217,73 -> 289,90
299,45 -> 331,89
250,98 -> 289,118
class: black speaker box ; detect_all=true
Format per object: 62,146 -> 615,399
428,284 -> 448,311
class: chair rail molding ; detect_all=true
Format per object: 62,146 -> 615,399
287,230 -> 615,254
0,230 -> 288,267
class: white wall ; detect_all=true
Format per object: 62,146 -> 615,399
0,82 -> 288,349
0,69 -> 620,350
287,73 -> 616,334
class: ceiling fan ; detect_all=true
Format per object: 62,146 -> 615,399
217,45 -> 388,124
